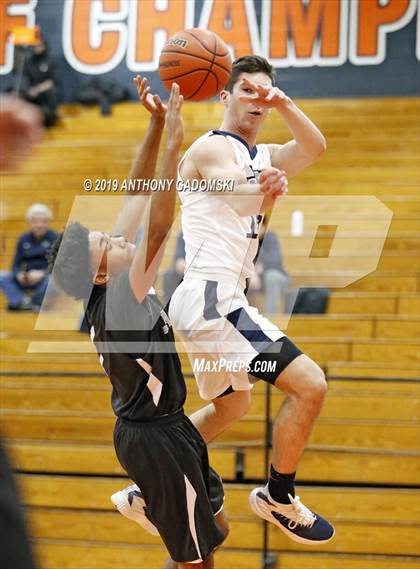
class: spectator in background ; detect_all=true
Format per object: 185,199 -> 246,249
0,203 -> 57,311
20,39 -> 60,127
247,218 -> 290,314
163,231 -> 185,304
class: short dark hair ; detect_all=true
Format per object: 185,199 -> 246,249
224,55 -> 276,92
48,221 -> 94,300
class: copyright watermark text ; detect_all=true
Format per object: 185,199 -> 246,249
83,178 -> 235,193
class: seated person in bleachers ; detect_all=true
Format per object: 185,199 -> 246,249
247,219 -> 290,314
163,231 -> 185,304
14,38 -> 61,127
0,203 -> 58,311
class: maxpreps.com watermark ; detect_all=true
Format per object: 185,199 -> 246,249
193,358 -> 276,374
83,178 -> 235,193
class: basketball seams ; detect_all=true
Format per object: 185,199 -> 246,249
187,33 -> 217,100
160,68 -> 216,82
161,68 -> 218,101
159,28 -> 232,100
184,29 -> 229,58
187,69 -> 219,101
160,49 -> 232,75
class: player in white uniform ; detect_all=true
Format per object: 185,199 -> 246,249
115,56 -> 334,545
169,55 -> 334,545
172,130 -> 283,400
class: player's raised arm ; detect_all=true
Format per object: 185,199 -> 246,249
190,136 -> 288,216
240,77 -> 326,178
128,83 -> 184,303
113,75 -> 166,242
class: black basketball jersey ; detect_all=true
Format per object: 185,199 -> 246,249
86,271 -> 186,420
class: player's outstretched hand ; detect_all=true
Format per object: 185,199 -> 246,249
165,82 -> 184,150
240,77 -> 290,109
133,74 -> 166,120
259,167 -> 288,198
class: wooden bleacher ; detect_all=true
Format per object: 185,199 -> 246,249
17,477 -> 419,566
0,97 -> 419,568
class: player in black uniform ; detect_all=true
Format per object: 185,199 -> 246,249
48,78 -> 227,569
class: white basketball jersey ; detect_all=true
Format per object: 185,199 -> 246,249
177,130 -> 272,285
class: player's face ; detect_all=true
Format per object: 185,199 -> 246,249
227,72 -> 271,129
88,232 -> 136,278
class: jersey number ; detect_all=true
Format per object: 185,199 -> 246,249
246,215 -> 263,239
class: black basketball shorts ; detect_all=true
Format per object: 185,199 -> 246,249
113,409 -> 225,563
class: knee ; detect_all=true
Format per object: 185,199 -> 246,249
233,392 -> 251,420
302,366 -> 328,404
2,273 -> 15,286
280,360 -> 327,404
213,390 -> 251,423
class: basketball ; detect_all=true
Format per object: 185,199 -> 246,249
159,28 -> 232,102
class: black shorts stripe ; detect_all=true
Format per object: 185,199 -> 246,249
203,280 -> 221,320
226,307 -> 272,353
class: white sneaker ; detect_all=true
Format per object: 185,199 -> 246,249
111,484 -> 159,536
249,485 -> 335,545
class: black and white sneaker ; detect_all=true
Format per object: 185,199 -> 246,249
249,485 -> 334,545
111,484 -> 159,536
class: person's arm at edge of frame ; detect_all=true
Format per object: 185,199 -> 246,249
113,75 -> 166,243
128,83 -> 184,303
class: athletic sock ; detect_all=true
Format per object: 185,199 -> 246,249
268,465 -> 296,504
